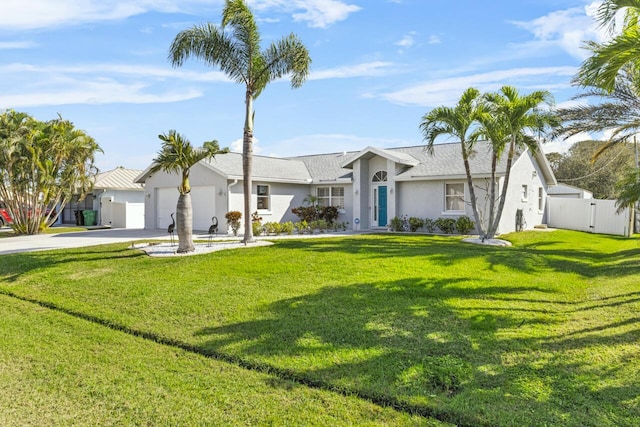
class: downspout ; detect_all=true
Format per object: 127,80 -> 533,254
227,179 -> 238,215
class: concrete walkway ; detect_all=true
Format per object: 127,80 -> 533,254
0,227 -> 364,255
0,228 -> 172,255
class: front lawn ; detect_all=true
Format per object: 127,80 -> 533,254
1,230 -> 639,426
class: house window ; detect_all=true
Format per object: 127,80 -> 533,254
372,171 -> 387,182
538,187 -> 544,211
317,186 -> 345,209
522,185 -> 528,202
257,185 -> 270,210
445,183 -> 465,212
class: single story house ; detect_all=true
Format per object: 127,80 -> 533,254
135,141 -> 557,235
62,167 -> 145,228
547,183 -> 593,199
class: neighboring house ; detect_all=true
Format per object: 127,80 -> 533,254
547,183 -> 593,199
135,141 -> 557,235
62,167 -> 145,228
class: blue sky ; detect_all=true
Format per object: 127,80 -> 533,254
0,0 -> 608,172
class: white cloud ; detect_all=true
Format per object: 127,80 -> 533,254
0,62 -> 230,83
251,0 -> 361,28
230,137 -> 263,155
395,32 -> 416,48
543,132 -> 592,154
1,79 -> 201,108
511,2 -> 607,60
427,35 -> 441,45
309,61 -> 397,80
380,66 -> 577,107
0,41 -> 36,49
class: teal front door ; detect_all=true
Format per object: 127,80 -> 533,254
378,186 -> 387,227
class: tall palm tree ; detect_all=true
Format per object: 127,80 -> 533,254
481,86 -> 557,239
577,0 -> 640,91
420,88 -> 485,235
169,0 -> 311,243
558,66 -> 640,158
149,130 -> 227,253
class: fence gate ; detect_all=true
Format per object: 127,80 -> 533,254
547,198 -> 632,236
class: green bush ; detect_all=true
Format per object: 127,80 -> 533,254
408,217 -> 424,232
424,218 -> 436,233
434,217 -> 456,234
281,221 -> 294,235
252,221 -> 263,236
264,222 -> 282,235
389,216 -> 403,232
455,216 -> 475,235
294,220 -> 308,234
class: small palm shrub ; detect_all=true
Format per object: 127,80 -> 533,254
252,221 -> 263,236
434,217 -> 456,234
455,216 -> 475,235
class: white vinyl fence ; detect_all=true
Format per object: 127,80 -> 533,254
547,198 -> 632,236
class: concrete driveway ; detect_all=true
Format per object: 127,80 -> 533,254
0,228 -> 171,255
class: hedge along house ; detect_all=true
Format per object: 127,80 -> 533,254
135,141 -> 556,234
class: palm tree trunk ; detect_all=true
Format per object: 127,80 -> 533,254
462,146 -> 485,236
176,192 -> 195,253
242,89 -> 255,244
486,140 -> 515,239
487,152 -> 498,238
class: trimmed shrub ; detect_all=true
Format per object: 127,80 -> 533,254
409,217 -> 424,232
424,218 -> 436,233
434,217 -> 456,234
455,216 -> 475,235
294,220 -> 308,234
389,216 -> 403,232
281,221 -> 294,235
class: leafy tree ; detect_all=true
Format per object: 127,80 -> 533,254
577,0 -> 640,91
548,140 -> 635,199
480,86 -> 557,239
0,110 -> 101,235
616,168 -> 640,213
169,0 -> 311,244
149,130 -> 227,253
420,88 -> 485,235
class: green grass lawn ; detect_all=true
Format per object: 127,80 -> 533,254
1,230 -> 639,426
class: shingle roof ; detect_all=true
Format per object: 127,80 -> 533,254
288,151 -> 354,183
94,168 -> 144,190
391,141 -> 510,180
203,152 -> 312,183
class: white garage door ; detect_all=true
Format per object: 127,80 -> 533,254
156,186 -> 216,231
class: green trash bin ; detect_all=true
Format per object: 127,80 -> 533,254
82,210 -> 97,226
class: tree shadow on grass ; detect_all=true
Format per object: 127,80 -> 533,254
0,244 -> 146,284
274,234 -> 640,279
193,277 -> 597,425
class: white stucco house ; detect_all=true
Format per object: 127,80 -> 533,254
135,141 -> 557,235
62,167 -> 145,228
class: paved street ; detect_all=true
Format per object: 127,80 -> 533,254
0,228 -> 171,255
